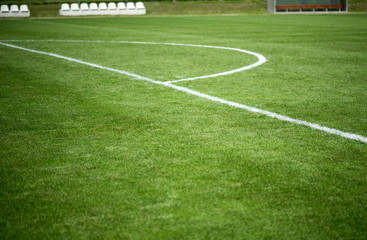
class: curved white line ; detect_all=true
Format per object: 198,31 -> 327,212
1,39 -> 266,83
1,40 -> 366,144
163,44 -> 266,83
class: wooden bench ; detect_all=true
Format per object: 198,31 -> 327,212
276,4 -> 343,11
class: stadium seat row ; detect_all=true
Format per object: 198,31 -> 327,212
59,2 -> 146,16
0,4 -> 30,17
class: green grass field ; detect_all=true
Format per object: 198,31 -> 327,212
1,14 -> 367,239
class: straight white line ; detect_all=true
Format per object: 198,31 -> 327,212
0,42 -> 157,83
160,82 -> 367,144
1,41 -> 366,144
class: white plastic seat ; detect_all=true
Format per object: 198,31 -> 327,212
79,3 -> 89,15
117,2 -> 128,14
80,3 -> 89,11
71,3 -> 79,11
0,4 -> 11,17
61,3 -> 70,11
1,5 -> 9,13
89,3 -> 98,15
90,2 -> 98,10
69,3 -> 80,16
136,2 -> 144,8
136,2 -> 146,15
126,2 -> 135,9
98,2 -> 108,15
108,2 -> 119,15
117,2 -> 126,9
20,4 -> 29,12
18,4 -> 30,17
108,2 -> 117,10
99,2 -> 107,10
59,3 -> 71,16
126,2 -> 136,15
10,5 -> 19,13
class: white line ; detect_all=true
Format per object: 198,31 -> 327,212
163,44 -> 266,83
160,82 -> 367,144
1,41 -> 366,144
0,42 -> 157,83
1,39 -> 266,83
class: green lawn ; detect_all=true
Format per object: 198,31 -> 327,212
1,14 -> 367,239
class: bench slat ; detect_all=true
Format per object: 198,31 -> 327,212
276,4 -> 343,9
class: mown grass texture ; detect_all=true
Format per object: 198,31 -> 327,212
0,14 -> 367,239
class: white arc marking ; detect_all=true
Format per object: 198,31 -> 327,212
2,39 -> 266,83
0,41 -> 366,144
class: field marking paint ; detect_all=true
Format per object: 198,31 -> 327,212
1,39 -> 266,83
0,41 -> 157,83
0,41 -> 366,144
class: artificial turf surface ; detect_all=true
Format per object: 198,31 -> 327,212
1,14 -> 367,239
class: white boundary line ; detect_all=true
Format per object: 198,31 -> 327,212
2,39 -> 266,83
0,40 -> 366,144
